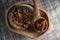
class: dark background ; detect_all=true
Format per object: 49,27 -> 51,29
0,0 -> 60,40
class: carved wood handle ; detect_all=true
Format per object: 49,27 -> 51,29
33,0 -> 40,18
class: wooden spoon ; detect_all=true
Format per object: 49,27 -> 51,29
33,0 -> 48,33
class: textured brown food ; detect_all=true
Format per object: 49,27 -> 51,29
34,18 -> 48,33
12,9 -> 33,29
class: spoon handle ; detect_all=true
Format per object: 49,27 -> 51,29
33,0 -> 40,18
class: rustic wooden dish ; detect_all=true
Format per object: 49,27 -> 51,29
5,2 -> 49,38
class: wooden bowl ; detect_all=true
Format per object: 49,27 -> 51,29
5,2 -> 49,38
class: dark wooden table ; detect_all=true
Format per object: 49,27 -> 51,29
0,0 -> 60,40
